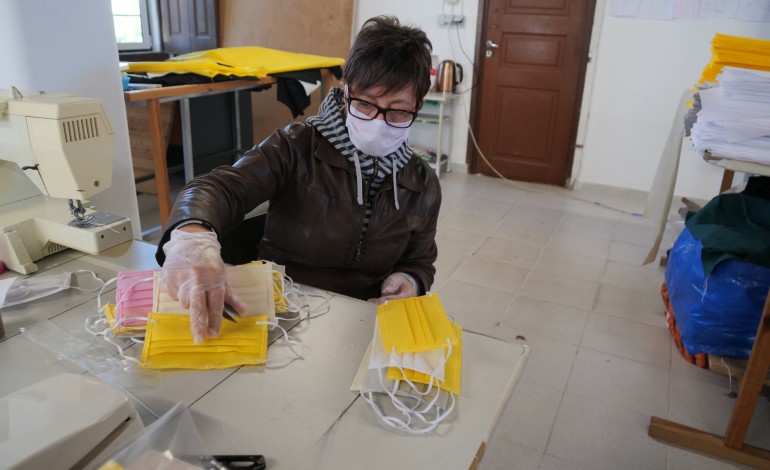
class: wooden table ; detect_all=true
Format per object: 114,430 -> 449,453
124,79 -> 276,226
124,73 -> 332,228
0,241 -> 528,469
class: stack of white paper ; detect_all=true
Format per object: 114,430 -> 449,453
690,66 -> 770,164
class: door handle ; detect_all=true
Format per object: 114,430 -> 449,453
485,40 -> 500,49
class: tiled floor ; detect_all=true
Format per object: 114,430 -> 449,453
137,170 -> 770,470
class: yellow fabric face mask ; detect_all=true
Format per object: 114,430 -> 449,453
386,321 -> 463,395
356,293 -> 463,434
140,312 -> 268,369
376,293 -> 458,353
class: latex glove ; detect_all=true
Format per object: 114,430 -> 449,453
368,272 -> 418,305
161,229 -> 246,343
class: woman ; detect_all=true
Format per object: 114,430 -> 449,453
157,16 -> 441,343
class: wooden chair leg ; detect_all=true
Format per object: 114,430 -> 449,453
649,288 -> 770,469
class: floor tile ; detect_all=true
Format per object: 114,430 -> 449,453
539,454 -> 597,470
500,295 -> 588,345
479,438 -> 542,470
592,283 -> 667,328
455,195 -> 516,220
533,249 -> 607,282
435,279 -> 515,332
581,312 -> 671,368
547,393 -> 668,470
567,347 -> 669,417
434,249 -> 467,280
666,446 -> 745,470
546,231 -> 611,259
518,270 -> 599,310
451,256 -> 531,293
601,260 -> 665,295
439,211 -> 501,236
502,203 -> 565,227
511,332 -> 578,392
556,214 -> 618,240
474,237 -> 543,268
491,221 -> 556,246
435,227 -> 486,255
493,381 -> 563,452
607,240 -> 652,265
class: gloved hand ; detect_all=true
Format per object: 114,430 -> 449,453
161,229 -> 246,343
367,272 -> 418,305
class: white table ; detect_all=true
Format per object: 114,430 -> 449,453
0,241 -> 528,469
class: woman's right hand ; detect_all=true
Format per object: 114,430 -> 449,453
160,227 -> 245,343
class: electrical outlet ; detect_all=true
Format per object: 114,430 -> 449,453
438,14 -> 465,26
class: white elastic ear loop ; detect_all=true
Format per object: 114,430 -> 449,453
256,319 -> 307,366
273,273 -> 332,320
96,277 -> 118,316
69,270 -> 105,292
369,340 -> 456,433
101,316 -> 156,365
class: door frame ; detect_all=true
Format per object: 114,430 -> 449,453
467,0 -> 598,185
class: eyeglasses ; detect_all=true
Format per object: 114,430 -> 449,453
345,91 -> 418,128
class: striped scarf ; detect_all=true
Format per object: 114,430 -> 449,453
307,88 -> 411,231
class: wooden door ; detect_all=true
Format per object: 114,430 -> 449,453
160,0 -> 218,55
471,0 -> 595,185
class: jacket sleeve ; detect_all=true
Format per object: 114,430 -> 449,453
155,124 -> 308,265
393,176 -> 441,294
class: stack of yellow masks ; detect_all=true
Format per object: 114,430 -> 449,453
351,293 -> 462,434
140,261 -> 281,370
699,34 -> 770,83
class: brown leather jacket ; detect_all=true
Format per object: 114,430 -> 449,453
156,122 -> 441,300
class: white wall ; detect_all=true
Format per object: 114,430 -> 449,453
577,0 -> 770,200
0,0 -> 142,239
357,1 -> 770,201
354,0 -> 478,171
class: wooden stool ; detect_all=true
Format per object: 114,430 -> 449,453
649,288 -> 770,468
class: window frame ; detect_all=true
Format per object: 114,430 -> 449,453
114,0 -> 153,52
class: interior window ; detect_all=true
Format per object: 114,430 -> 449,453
112,0 -> 152,51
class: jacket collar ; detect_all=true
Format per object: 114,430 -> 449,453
312,132 -> 427,193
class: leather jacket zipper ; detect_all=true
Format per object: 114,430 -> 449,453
355,158 -> 379,262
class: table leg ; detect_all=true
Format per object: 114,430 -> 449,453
180,98 -> 194,183
146,99 -> 172,226
720,169 -> 735,193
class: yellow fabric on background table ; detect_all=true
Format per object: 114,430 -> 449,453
126,46 -> 345,78
700,34 -> 770,83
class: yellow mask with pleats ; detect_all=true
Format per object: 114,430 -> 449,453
140,312 -> 268,369
386,321 -> 463,395
376,293 -> 459,353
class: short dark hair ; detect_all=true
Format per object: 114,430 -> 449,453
343,16 -> 433,107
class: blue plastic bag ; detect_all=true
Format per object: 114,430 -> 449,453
665,228 -> 770,358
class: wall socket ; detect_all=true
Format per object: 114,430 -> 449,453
437,14 -> 465,26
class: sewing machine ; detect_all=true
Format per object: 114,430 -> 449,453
0,87 -> 133,274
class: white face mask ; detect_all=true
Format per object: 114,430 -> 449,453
346,111 -> 411,157
1,270 -> 103,308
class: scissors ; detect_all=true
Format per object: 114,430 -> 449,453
222,302 -> 242,323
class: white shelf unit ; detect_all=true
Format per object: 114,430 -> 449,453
413,91 -> 456,177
